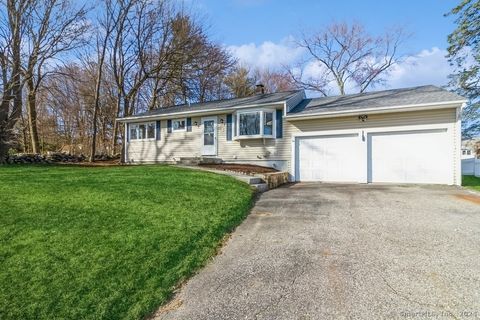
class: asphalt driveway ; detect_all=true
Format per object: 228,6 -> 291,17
156,183 -> 480,320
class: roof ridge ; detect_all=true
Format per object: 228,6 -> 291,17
287,84 -> 465,117
156,89 -> 302,110
308,85 -> 442,102
124,89 -> 304,119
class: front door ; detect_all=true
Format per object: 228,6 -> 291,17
202,117 -> 217,156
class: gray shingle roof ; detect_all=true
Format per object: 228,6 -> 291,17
131,90 -> 302,118
288,85 -> 465,116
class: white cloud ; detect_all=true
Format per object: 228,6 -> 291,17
228,37 -> 455,93
299,47 -> 455,94
384,47 -> 454,89
227,37 -> 304,71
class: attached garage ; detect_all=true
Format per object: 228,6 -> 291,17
293,124 -> 457,185
367,129 -> 453,184
296,133 -> 363,182
288,86 -> 465,186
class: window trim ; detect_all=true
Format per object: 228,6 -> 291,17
233,108 -> 276,140
129,122 -> 156,141
172,118 -> 187,132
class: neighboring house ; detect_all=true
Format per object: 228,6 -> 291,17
461,139 -> 479,159
117,85 -> 466,185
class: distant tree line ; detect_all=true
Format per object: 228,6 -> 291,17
446,0 -> 480,138
0,0 -> 301,162
1,0 -> 475,162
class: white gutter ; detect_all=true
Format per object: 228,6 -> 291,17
285,99 -> 468,121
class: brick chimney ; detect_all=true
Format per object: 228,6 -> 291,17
255,84 -> 265,95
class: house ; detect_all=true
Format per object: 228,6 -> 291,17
461,139 -> 479,159
117,85 -> 466,185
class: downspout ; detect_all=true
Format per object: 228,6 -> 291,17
455,103 -> 466,186
124,122 -> 128,163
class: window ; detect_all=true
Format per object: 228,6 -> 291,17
235,109 -> 275,139
239,112 -> 260,136
172,118 -> 186,131
138,124 -> 146,139
264,112 -> 273,135
147,123 -> 155,138
130,125 -> 138,140
129,122 -> 155,140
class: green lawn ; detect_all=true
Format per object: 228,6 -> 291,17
463,175 -> 480,191
0,165 -> 253,319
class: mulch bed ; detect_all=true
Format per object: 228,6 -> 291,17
61,160 -> 122,167
199,163 -> 278,175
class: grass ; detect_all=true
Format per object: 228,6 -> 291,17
463,175 -> 480,192
0,165 -> 253,319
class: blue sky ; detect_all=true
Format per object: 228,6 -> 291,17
190,0 -> 460,92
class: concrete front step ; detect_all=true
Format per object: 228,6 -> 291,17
199,157 -> 223,164
176,157 -> 223,165
251,183 -> 268,193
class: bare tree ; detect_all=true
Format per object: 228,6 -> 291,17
290,22 -> 407,96
224,65 -> 256,98
38,63 -> 96,155
90,0 -> 116,162
0,0 -> 29,162
110,0 -> 171,153
109,1 -> 220,155
21,0 -> 88,153
253,68 -> 297,93
1,0 -> 236,159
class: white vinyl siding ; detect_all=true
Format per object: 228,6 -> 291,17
288,108 -> 459,185
126,107 -> 459,184
127,118 -> 202,162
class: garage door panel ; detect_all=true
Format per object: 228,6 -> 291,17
297,134 -> 363,182
367,129 -> 452,184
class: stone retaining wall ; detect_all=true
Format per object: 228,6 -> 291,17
260,172 -> 289,189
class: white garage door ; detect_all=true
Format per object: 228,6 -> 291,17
296,134 -> 363,182
367,129 -> 452,184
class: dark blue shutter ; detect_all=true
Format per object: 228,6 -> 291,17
226,114 -> 232,141
186,117 -> 192,132
167,119 -> 172,133
126,123 -> 130,142
276,109 -> 283,138
156,120 -> 161,140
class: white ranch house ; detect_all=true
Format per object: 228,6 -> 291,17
117,85 -> 466,185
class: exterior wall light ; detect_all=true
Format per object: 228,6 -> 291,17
358,114 -> 368,122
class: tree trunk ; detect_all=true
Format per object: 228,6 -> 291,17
90,24 -> 110,162
90,107 -> 98,161
120,97 -> 131,164
149,77 -> 160,110
0,138 -> 8,164
0,98 -> 11,163
111,93 -> 121,155
0,3 -> 23,163
26,78 -> 40,154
